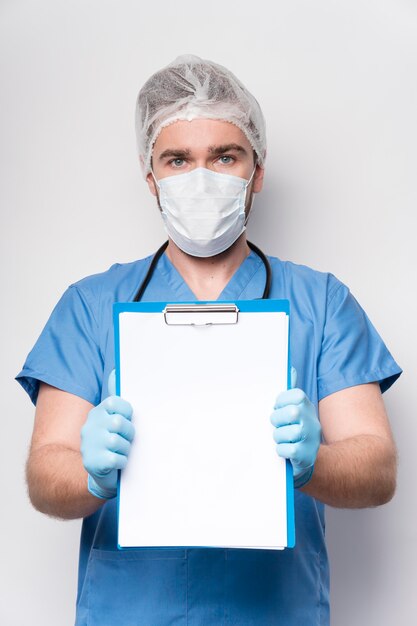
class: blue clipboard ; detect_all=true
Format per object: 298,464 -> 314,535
114,299 -> 295,550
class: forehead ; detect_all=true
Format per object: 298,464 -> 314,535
152,119 -> 252,155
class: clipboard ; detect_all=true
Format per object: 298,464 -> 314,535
114,299 -> 295,550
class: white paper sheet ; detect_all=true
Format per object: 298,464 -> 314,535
117,308 -> 290,549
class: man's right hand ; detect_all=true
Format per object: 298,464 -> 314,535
80,370 -> 135,499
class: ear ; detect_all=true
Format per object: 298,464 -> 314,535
252,164 -> 265,194
146,171 -> 158,197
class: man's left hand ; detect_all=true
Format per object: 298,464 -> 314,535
270,369 -> 321,488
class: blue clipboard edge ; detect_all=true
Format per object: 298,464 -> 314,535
113,298 -> 295,550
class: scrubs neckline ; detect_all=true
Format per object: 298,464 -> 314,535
155,249 -> 265,301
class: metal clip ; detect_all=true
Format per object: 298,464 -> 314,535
163,304 -> 239,326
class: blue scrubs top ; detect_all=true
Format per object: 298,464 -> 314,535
16,251 -> 401,626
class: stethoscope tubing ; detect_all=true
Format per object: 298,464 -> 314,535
133,240 -> 272,302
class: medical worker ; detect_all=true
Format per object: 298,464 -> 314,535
17,55 -> 401,625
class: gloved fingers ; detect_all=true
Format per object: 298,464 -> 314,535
108,369 -> 116,397
98,450 -> 129,473
276,438 -> 319,471
273,388 -> 306,410
270,403 -> 302,428
276,441 -> 308,474
290,366 -> 297,389
276,443 -> 300,462
101,396 -> 133,420
105,432 -> 131,456
272,424 -> 303,445
84,449 -> 127,476
107,413 -> 135,442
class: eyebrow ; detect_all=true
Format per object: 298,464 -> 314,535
208,143 -> 248,156
157,144 -> 248,161
158,148 -> 191,161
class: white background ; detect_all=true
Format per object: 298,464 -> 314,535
1,1 -> 416,624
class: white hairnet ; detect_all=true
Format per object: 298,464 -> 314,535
135,54 -> 266,176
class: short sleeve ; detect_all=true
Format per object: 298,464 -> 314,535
317,280 -> 402,401
15,285 -> 104,405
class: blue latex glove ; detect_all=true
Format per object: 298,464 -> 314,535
270,368 -> 321,488
81,370 -> 134,499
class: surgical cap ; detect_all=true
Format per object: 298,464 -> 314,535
135,54 -> 266,176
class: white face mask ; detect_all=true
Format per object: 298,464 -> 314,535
152,167 -> 256,258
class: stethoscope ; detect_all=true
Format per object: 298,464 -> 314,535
133,240 -> 272,302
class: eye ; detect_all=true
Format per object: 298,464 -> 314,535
218,155 -> 235,165
169,158 -> 185,168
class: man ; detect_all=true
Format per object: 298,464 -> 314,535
17,55 -> 401,625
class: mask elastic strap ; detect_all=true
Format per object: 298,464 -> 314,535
244,166 -> 257,225
151,170 -> 161,189
244,196 -> 256,226
245,166 -> 257,188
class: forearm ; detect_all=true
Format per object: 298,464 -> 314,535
300,434 -> 397,508
26,443 -> 105,520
